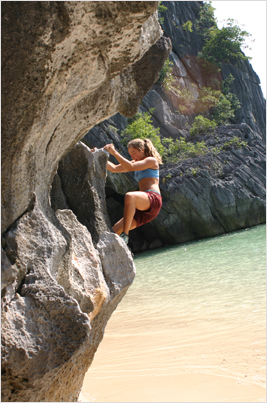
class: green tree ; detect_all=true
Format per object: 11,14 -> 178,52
158,1 -> 168,26
158,58 -> 175,90
209,93 -> 235,125
171,85 -> 196,115
189,116 -> 217,136
182,21 -> 193,32
221,74 -> 241,113
196,86 -> 222,114
121,110 -> 164,155
162,137 -> 208,163
158,1 -> 167,13
197,15 -> 252,67
194,1 -> 217,40
120,111 -> 210,164
222,137 -> 247,149
195,3 -> 252,67
188,84 -> 239,135
209,74 -> 241,125
172,81 -> 238,124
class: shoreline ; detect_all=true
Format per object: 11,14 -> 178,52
80,226 -> 266,402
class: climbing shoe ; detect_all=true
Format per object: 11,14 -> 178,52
120,232 -> 129,245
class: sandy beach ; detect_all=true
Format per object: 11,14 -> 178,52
80,314 -> 266,402
80,228 -> 266,402
80,374 -> 265,402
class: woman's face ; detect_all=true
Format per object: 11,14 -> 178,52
128,146 -> 145,161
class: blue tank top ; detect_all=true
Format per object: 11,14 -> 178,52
134,168 -> 159,182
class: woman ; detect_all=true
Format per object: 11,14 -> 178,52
104,138 -> 162,244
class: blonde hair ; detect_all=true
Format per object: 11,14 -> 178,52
127,138 -> 162,164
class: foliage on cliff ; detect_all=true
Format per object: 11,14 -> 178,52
157,1 -> 250,136
158,58 -> 174,89
171,74 -> 240,124
195,2 -> 252,67
120,108 -> 247,165
121,109 -> 164,155
156,3 -> 249,137
158,1 -> 168,25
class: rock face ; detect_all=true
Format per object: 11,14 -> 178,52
1,1 -> 163,234
140,123 -> 266,247
82,1 -> 266,252
1,2 -> 168,401
85,123 -> 266,252
86,1 -> 266,142
159,1 -> 266,140
220,62 -> 266,142
2,149 -> 135,402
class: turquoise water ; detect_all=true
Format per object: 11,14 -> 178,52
122,225 -> 266,328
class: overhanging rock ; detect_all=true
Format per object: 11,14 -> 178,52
1,2 -> 170,401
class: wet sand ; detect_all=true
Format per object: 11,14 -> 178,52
80,313 -> 266,402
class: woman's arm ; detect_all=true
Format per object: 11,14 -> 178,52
104,144 -> 158,171
107,161 -> 128,173
104,144 -> 133,170
91,146 -> 129,173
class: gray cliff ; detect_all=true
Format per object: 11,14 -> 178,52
82,1 -> 266,252
1,2 -> 170,401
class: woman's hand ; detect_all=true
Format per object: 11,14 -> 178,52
104,143 -> 116,156
104,143 -> 134,171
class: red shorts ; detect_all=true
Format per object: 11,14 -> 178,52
134,190 -> 162,228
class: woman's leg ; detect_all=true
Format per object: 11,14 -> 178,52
123,191 -> 150,235
112,217 -> 138,235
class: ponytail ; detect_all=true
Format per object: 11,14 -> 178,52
127,138 -> 162,164
143,139 -> 162,164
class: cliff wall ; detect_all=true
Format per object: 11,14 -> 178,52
82,1 -> 266,252
159,1 -> 266,140
1,2 -> 170,401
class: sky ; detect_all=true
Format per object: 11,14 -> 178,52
211,1 -> 266,98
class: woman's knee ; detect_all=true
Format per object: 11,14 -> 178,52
124,192 -> 136,205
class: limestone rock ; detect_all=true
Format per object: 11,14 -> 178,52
54,144 -> 111,244
85,121 -> 265,253
1,2 -> 165,401
158,1 -> 266,140
97,232 -> 135,298
2,152 -> 136,402
221,63 -> 266,141
134,124 -> 266,249
2,198 -> 92,402
1,1 -> 162,234
82,1 -> 265,252
51,141 -> 136,299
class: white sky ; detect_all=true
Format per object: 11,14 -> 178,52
210,1 -> 266,98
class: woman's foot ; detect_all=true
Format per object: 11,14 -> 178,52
120,232 -> 129,244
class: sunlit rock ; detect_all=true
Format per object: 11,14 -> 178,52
1,2 -> 166,401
